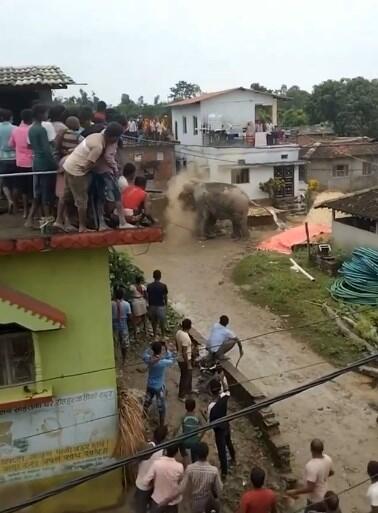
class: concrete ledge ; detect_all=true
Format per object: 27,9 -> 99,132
191,328 -> 292,473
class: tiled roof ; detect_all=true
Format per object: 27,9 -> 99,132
0,284 -> 66,328
300,141 -> 378,160
316,187 -> 378,220
169,86 -> 279,107
0,66 -> 74,88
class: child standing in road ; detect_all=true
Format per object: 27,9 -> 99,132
176,398 -> 203,466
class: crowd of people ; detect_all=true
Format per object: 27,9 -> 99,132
0,101 -> 160,232
111,272 -> 377,513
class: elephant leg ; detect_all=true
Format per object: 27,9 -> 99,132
198,210 -> 209,239
231,215 -> 248,239
206,214 -> 217,238
240,217 -> 249,239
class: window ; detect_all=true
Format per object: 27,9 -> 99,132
157,152 -> 164,161
231,168 -> 250,184
363,162 -> 372,175
332,164 -> 349,177
0,328 -> 35,387
193,116 -> 198,135
174,121 -> 178,140
183,116 -> 187,134
299,164 -> 306,181
281,154 -> 288,160
134,153 -> 142,162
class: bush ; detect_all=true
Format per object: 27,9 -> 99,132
109,249 -> 144,299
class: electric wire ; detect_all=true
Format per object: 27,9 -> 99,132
11,358 -> 330,442
1,350 -> 377,513
5,302 -> 375,391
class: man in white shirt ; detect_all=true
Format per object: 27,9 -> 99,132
61,122 -> 123,232
207,315 -> 243,361
141,444 -> 184,513
176,318 -> 193,400
287,439 -> 334,506
367,460 -> 378,513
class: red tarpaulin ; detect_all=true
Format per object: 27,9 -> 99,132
257,224 -> 331,254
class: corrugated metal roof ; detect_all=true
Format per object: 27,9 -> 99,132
315,187 -> 378,220
169,87 -> 280,107
0,66 -> 74,88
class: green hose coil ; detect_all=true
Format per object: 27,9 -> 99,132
329,247 -> 378,305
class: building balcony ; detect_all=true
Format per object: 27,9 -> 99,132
200,130 -> 287,148
0,212 -> 163,256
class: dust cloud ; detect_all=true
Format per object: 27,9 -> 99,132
164,163 -> 205,244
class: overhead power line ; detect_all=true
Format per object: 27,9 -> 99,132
13,358 -> 330,442
2,350 -> 377,513
5,303 -> 375,391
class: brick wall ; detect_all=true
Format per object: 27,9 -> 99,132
118,144 -> 176,190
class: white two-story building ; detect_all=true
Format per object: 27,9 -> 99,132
169,87 -> 305,201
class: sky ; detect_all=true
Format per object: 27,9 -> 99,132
1,0 -> 378,105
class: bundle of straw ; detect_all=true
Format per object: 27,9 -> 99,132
113,386 -> 147,485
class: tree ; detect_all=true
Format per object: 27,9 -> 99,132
281,108 -> 308,127
306,77 -> 378,136
54,89 -> 99,108
250,82 -> 272,93
169,81 -> 201,101
154,95 -> 160,105
121,93 -> 134,105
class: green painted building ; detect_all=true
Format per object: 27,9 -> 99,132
0,227 -> 162,512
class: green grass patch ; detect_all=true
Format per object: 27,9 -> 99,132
232,250 -> 365,365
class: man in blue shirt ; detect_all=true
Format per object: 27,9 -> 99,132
207,315 -> 243,361
143,341 -> 176,425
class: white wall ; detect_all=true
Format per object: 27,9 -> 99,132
171,104 -> 202,146
171,89 -> 277,145
332,219 -> 378,251
200,89 -> 275,133
177,144 -> 301,200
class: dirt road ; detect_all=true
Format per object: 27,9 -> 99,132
132,228 -> 377,513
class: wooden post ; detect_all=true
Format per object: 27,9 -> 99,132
305,221 -> 311,261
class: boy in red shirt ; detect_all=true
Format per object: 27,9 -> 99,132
121,175 -> 154,225
239,467 -> 277,513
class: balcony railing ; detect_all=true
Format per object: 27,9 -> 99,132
201,130 -> 287,147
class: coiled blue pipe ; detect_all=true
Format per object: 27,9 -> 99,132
329,247 -> 378,305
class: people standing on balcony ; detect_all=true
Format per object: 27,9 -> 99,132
91,120 -> 132,231
8,109 -> 33,218
121,176 -> 154,226
93,100 -> 107,123
49,104 -> 67,139
245,122 -> 255,147
128,119 -> 138,140
0,108 -> 16,213
26,104 -> 58,226
58,122 -> 124,232
54,116 -> 84,232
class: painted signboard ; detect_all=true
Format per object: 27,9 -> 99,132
0,389 -> 117,484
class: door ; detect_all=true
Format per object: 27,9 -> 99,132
274,165 -> 294,197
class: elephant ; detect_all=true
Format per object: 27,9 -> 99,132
178,181 -> 249,239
